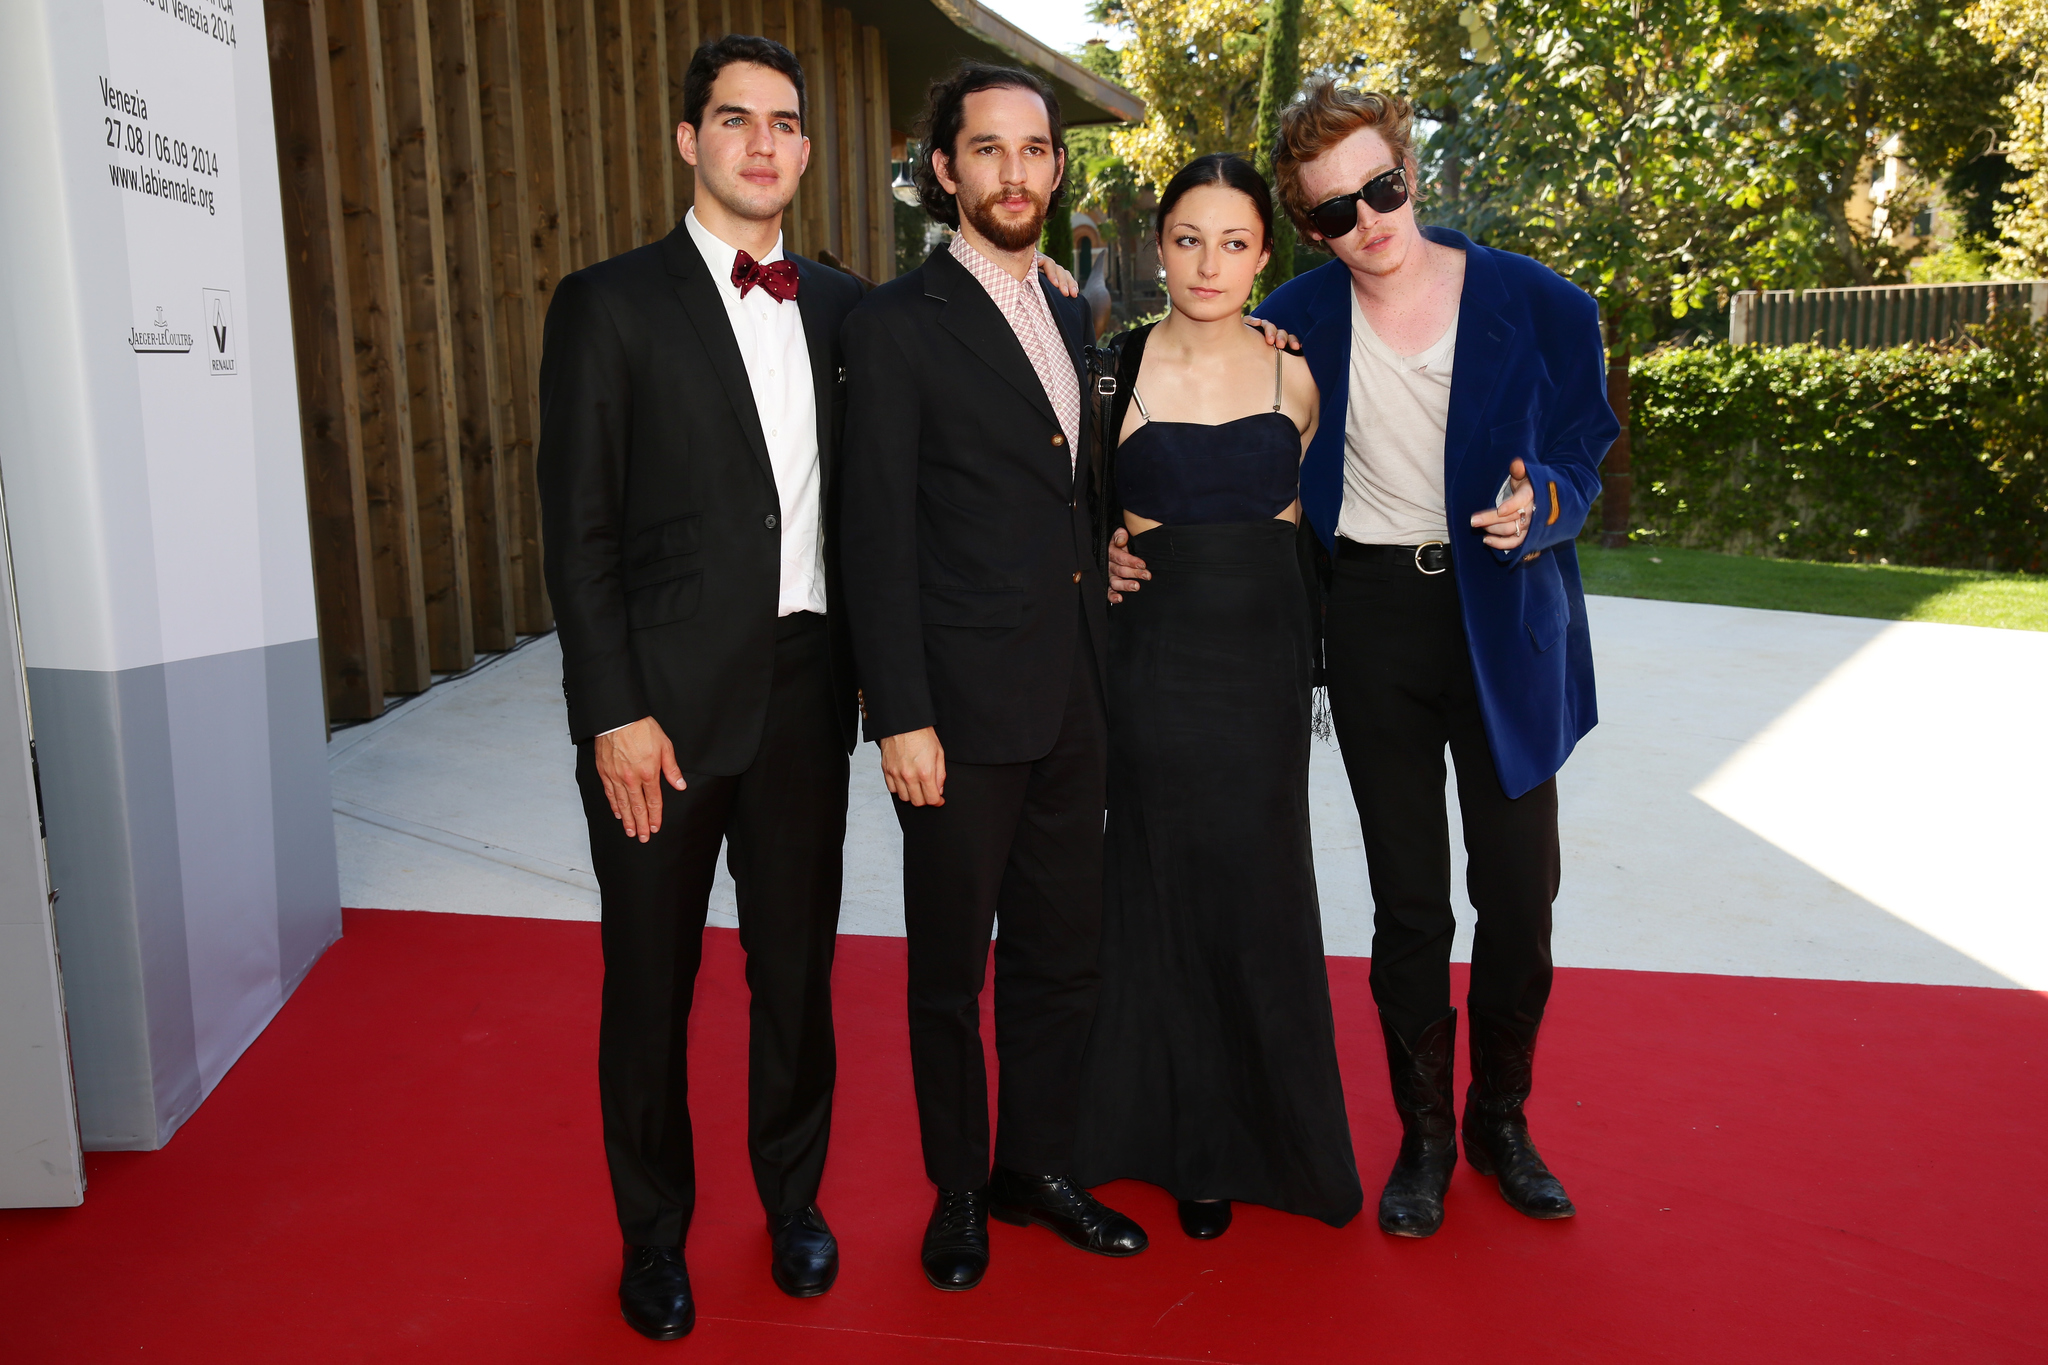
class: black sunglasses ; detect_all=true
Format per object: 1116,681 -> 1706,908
1307,166 -> 1410,240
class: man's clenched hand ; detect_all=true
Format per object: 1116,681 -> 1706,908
595,716 -> 685,842
1108,527 -> 1150,604
880,726 -> 947,806
1471,457 -> 1537,552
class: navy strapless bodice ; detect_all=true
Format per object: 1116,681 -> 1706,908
1116,412 -> 1301,525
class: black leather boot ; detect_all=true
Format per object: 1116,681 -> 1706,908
988,1167 -> 1148,1256
1462,1012 -> 1576,1220
1176,1199 -> 1232,1239
618,1244 -> 694,1341
921,1187 -> 990,1291
1377,1008 -> 1458,1238
767,1205 -> 839,1298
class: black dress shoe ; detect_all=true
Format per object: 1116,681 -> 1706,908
619,1244 -> 694,1341
768,1205 -> 839,1298
922,1187 -> 990,1291
988,1166 -> 1148,1256
1378,1008 -> 1459,1238
1176,1199 -> 1232,1239
1462,1012 -> 1577,1220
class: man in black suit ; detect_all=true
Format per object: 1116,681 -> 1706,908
840,62 -> 1148,1292
536,35 -> 863,1341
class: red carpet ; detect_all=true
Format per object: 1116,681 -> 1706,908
3,908 -> 2042,1363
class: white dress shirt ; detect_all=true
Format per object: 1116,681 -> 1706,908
686,207 -> 825,617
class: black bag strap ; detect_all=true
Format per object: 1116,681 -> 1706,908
1082,329 -> 1129,574
1082,323 -> 1156,573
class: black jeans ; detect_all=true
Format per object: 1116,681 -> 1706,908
579,612 -> 848,1248
894,597 -> 1108,1192
1324,546 -> 1560,1046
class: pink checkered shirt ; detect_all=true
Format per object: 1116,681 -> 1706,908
949,234 -> 1082,469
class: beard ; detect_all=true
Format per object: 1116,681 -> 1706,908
960,182 -> 1049,252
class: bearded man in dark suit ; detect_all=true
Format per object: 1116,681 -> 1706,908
839,62 -> 1149,1293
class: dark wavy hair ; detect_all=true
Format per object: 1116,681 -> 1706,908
910,61 -> 1066,229
682,34 -> 806,131
1154,153 -> 1275,247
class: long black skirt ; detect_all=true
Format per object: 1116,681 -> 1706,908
1073,520 -> 1363,1226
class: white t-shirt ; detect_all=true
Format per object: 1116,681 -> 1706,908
1337,286 -> 1457,546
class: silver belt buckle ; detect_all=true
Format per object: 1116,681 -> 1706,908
1414,541 -> 1449,575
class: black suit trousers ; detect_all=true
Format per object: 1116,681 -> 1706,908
895,595 -> 1108,1192
579,613 -> 848,1247
1323,552 -> 1561,1046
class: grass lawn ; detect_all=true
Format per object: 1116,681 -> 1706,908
1575,545 -> 2048,632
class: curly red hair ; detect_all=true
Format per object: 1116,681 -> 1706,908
1272,82 -> 1418,241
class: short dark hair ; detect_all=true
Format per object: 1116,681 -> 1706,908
911,61 -> 1065,228
1154,153 -> 1275,247
682,35 -> 806,132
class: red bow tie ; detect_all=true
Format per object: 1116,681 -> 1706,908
732,250 -> 799,302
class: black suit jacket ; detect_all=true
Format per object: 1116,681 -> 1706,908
536,223 -> 864,769
839,245 -> 1105,767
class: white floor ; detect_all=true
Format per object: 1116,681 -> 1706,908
332,597 -> 2048,989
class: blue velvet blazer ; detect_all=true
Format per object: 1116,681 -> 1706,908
1253,227 -> 1620,798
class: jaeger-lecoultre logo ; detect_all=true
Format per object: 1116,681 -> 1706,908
128,304 -> 194,355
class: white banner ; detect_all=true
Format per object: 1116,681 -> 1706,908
95,0 -> 274,665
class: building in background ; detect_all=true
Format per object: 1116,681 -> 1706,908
267,0 -> 1140,726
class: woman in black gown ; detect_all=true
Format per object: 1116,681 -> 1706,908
1074,155 -> 1364,1237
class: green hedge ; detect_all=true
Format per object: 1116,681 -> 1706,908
1615,317 -> 2048,573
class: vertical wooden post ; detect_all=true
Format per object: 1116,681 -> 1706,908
666,0 -> 698,221
331,0 -> 432,694
830,8 -> 857,272
520,0 -> 569,307
432,0 -> 516,654
576,0 -> 614,261
476,0 -> 551,633
861,25 -> 890,282
266,0 -> 384,719
386,0 -> 475,673
599,0 -> 644,250
1600,312 -> 1632,549
797,0 -> 832,258
554,0 -> 600,270
643,0 -> 676,238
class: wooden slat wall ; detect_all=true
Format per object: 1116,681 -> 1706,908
268,0 -> 896,720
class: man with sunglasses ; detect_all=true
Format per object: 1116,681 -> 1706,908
1112,81 -> 1617,1242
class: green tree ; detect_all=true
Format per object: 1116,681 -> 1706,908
1437,0 -> 1806,542
1041,204 -> 1075,272
1969,0 -> 2048,272
1091,0 -> 1400,193
1069,40 -> 1150,322
1251,0 -> 1303,300
1761,0 -> 2015,285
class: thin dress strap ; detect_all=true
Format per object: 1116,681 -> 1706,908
1131,388 -> 1152,423
1272,348 -> 1284,411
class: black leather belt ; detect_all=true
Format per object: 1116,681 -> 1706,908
1336,539 -> 1451,575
